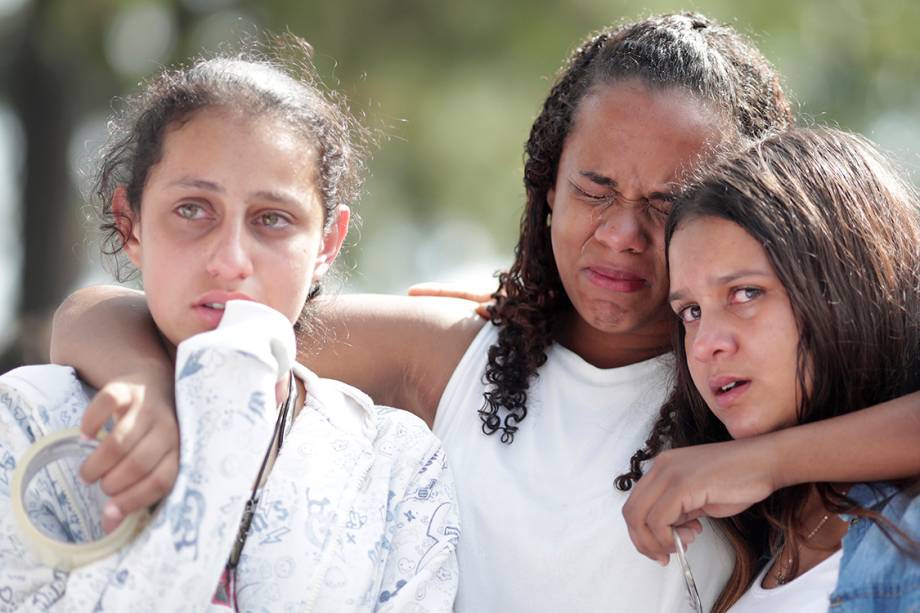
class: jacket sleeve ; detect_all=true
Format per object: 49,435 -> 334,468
0,301 -> 295,613
375,432 -> 460,613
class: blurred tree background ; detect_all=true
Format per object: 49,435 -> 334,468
0,0 -> 917,369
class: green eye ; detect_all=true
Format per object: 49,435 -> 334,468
259,212 -> 290,228
177,203 -> 202,219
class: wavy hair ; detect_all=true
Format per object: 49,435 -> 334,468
93,35 -> 368,333
482,13 -> 793,443
617,127 -> 920,611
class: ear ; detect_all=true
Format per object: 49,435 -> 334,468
112,185 -> 142,268
312,205 -> 350,281
546,186 -> 555,211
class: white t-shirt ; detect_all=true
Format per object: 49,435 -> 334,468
728,550 -> 842,613
434,324 -> 734,613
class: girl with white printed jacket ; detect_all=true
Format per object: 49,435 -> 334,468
0,40 -> 458,612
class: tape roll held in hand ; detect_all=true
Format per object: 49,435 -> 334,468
11,427 -> 149,570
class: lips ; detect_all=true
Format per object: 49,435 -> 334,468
708,375 -> 752,408
584,266 -> 649,293
192,291 -> 254,328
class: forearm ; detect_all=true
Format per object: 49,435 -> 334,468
50,286 -> 171,388
770,391 -> 920,489
306,294 -> 481,422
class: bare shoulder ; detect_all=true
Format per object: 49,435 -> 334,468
305,294 -> 485,425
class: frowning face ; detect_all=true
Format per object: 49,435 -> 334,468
548,79 -> 724,356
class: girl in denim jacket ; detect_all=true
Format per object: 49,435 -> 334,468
621,127 -> 919,612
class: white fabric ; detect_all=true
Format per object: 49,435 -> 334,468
0,302 -> 459,612
728,550 -> 842,613
433,324 -> 734,613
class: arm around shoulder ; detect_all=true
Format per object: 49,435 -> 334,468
307,294 -> 485,426
50,285 -> 169,387
769,390 -> 920,488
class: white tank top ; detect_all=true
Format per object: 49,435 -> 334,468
728,550 -> 842,613
434,324 -> 734,612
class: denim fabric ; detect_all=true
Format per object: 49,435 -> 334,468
829,483 -> 920,612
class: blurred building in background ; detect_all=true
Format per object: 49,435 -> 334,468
0,0 -> 918,368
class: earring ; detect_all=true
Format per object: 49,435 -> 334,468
546,212 -> 552,228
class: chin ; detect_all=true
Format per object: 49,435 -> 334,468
725,420 -> 772,440
582,299 -> 629,329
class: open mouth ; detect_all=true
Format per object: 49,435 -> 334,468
714,379 -> 751,396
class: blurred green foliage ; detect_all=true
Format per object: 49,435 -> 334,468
0,0 -> 917,364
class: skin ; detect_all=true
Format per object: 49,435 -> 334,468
548,80 -> 724,368
668,217 -> 802,440
51,81 -> 920,546
75,107 -> 349,528
121,108 -> 346,349
622,217 -> 919,570
668,217 -> 848,583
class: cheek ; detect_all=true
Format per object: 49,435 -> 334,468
262,236 -> 322,312
683,331 -> 706,388
551,202 -> 590,259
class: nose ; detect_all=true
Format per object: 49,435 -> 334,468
205,219 -> 254,281
592,200 -> 650,254
688,311 -> 738,364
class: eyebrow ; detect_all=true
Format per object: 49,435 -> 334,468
668,269 -> 771,302
169,177 -> 224,192
168,177 -> 305,208
579,171 -> 617,188
578,171 -> 677,200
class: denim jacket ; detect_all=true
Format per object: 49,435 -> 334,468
829,483 -> 920,612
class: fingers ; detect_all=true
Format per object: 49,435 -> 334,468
80,394 -> 153,483
622,452 -> 709,563
97,426 -> 170,496
623,469 -> 674,564
80,382 -> 138,439
78,377 -> 180,521
107,451 -> 178,518
407,282 -> 493,303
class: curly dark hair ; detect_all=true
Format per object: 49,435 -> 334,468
94,34 -> 367,303
481,13 -> 793,443
616,128 -> 920,612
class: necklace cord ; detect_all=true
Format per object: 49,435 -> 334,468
226,373 -> 297,571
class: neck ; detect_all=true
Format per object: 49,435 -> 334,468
794,487 -> 849,549
554,309 -> 672,369
764,486 -> 850,587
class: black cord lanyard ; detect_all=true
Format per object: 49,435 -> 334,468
225,373 -> 297,572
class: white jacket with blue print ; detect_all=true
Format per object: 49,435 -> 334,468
0,301 -> 460,612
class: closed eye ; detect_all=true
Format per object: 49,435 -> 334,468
569,179 -> 615,203
647,197 -> 674,217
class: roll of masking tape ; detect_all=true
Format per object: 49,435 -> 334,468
11,427 -> 148,570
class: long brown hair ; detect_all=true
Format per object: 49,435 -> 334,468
618,127 -> 920,611
482,13 -> 793,443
